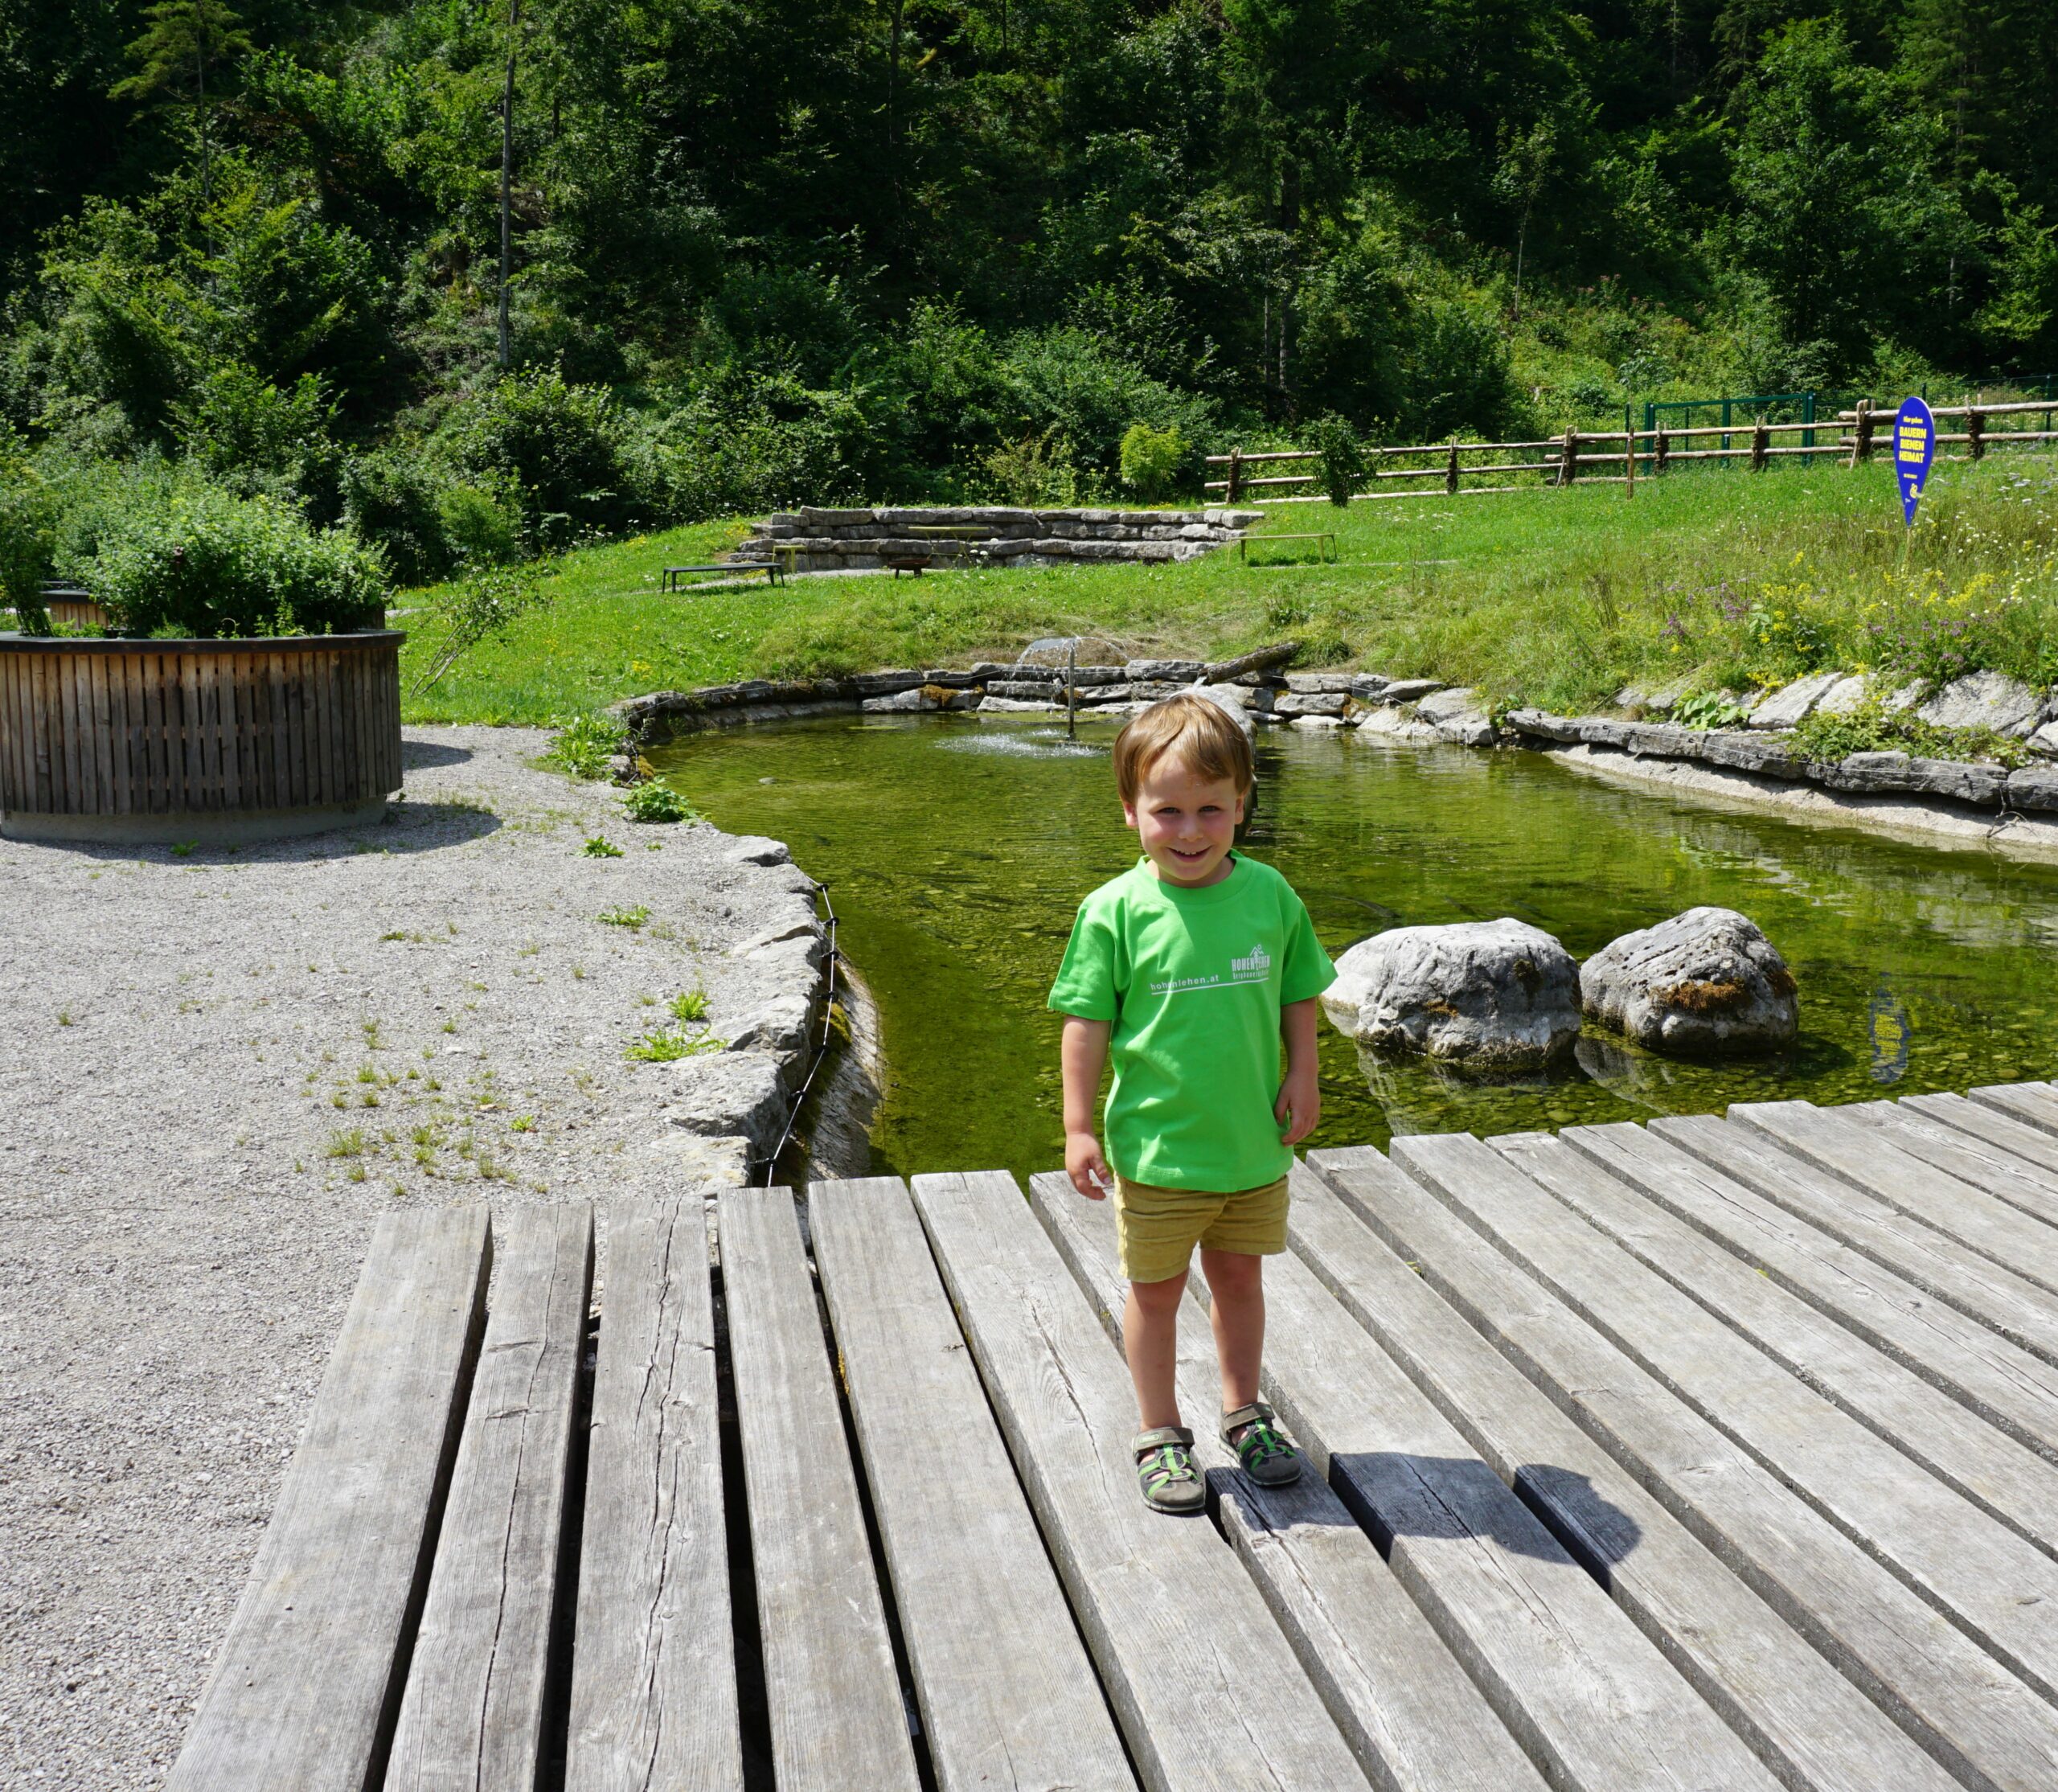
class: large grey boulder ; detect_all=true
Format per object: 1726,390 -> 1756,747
1322,920 -> 1582,1068
1917,670 -> 2047,736
1019,635 -> 1125,667
1580,907 -> 1798,1054
1415,686 -> 1494,746
1188,683 -> 1257,738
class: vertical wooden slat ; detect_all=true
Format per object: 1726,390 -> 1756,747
178,651 -> 203,814
311,650 -> 334,804
89,654 -> 114,813
145,651 -> 170,813
0,654 -> 25,811
218,653 -> 243,810
57,648 -> 84,814
105,651 -> 132,814
284,654 -> 306,808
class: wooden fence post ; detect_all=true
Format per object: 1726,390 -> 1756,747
1750,420 -> 1769,472
1624,426 -> 1635,498
1850,399 -> 1873,466
1968,408 -> 1986,461
1445,439 -> 1459,494
1654,428 -> 1670,474
1560,428 -> 1577,487
1225,449 -> 1243,505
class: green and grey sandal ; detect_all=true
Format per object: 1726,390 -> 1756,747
1133,1426 -> 1206,1514
1222,1402 -> 1303,1487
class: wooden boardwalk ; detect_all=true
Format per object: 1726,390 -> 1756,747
168,1081 -> 2058,1791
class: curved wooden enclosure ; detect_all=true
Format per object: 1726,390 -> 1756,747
0,630 -> 404,843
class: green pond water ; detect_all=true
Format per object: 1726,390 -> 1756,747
653,716 -> 2058,1185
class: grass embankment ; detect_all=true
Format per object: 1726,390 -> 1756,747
400,457 -> 2058,728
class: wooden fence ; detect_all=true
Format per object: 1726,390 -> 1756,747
1205,398 -> 2058,505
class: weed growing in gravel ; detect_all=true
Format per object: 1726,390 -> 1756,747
172,843 -> 195,857
669,987 -> 710,1023
330,1091 -> 348,1109
346,1163 -> 368,1183
598,904 -> 650,929
583,836 -> 624,858
356,1063 -> 378,1084
441,1018 -> 457,1032
379,929 -> 426,943
363,1019 -> 383,1050
543,711 -> 629,780
511,1114 -> 535,1132
571,964 -> 587,979
519,941 -> 540,956
56,1011 -> 71,1026
621,781 -> 697,824
625,1026 -> 724,1063
326,1129 -> 367,1158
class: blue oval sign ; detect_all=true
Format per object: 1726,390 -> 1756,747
1893,396 -> 1936,524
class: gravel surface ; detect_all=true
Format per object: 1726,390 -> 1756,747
0,726 -> 825,1790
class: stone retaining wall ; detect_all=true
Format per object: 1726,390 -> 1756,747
738,506 -> 1265,572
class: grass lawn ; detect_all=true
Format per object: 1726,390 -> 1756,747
400,456 -> 2058,727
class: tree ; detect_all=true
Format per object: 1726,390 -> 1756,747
109,0 -> 253,204
1493,119 -> 1557,324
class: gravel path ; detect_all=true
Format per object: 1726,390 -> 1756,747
0,727 -> 825,1789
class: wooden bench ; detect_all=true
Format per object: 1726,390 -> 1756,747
1237,531 -> 1337,564
661,560 -> 783,591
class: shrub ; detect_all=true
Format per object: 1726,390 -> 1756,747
412,564 -> 551,691
1118,423 -> 1188,503
1304,414 -> 1367,506
0,451 -> 60,625
545,711 -> 629,779
88,484 -> 387,637
437,367 -> 646,550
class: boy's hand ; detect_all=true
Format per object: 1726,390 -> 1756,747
1275,1064 -> 1321,1147
1066,1130 -> 1114,1200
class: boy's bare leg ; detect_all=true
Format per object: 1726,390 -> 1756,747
1124,1271 -> 1187,1433
1199,1248 -> 1265,1414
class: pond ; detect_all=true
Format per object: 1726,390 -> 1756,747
654,716 -> 2058,1186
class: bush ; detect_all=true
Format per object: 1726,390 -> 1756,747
1304,414 -> 1367,506
621,779 -> 697,822
437,367 -> 646,551
0,450 -> 60,622
88,484 -> 387,638
1118,422 -> 1189,503
544,711 -> 629,778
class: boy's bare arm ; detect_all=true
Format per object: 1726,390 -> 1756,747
1274,997 -> 1322,1147
1060,1015 -> 1114,1199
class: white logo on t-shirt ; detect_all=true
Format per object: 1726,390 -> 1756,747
1149,942 -> 1274,997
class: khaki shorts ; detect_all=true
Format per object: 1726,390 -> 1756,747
1113,1173 -> 1291,1285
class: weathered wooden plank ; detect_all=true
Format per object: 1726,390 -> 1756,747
102,650 -> 131,812
811,1176 -> 1138,1792
1564,1120 -> 2058,1465
1731,1101 -> 2058,1291
1494,1129 -> 2058,1556
164,1207 -> 489,1792
58,646 -> 84,812
1392,1131 -> 2058,1705
1025,1170 -> 1548,1792
565,1200 -> 739,1792
1970,1081 -> 2058,1138
1905,1090 -> 2058,1179
911,1169 -> 1375,1792
386,1204 -> 592,1792
1844,1098 -> 2058,1228
1655,1113 -> 2058,1366
718,1188 -> 920,1792
1287,1154 -> 1966,1792
178,649 -> 203,808
1309,1142 -> 2058,1792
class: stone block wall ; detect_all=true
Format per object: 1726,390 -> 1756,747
736,506 -> 1265,572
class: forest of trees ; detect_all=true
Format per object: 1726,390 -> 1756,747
0,0 -> 2052,586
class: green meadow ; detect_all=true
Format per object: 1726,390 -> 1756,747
400,456 -> 2058,729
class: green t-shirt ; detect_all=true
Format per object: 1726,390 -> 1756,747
1047,852 -> 1336,1191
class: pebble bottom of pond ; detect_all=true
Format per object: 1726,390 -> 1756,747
651,715 -> 2058,1187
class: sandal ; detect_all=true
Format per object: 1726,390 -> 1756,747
1221,1402 -> 1302,1487
1133,1425 -> 1206,1514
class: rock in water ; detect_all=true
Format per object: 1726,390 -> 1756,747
1580,906 -> 1798,1053
1322,919 -> 1581,1067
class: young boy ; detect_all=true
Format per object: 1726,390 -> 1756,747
1048,693 -> 1335,1512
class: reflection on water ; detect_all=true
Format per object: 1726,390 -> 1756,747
653,715 -> 2058,1183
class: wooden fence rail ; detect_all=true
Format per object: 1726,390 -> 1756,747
1205,400 -> 2058,504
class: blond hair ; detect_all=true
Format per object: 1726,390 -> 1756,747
1113,693 -> 1254,803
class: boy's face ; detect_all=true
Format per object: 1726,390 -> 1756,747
1122,754 -> 1246,888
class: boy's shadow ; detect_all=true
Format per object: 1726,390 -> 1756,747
1215,1453 -> 1642,1582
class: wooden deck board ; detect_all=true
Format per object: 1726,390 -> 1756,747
1562,1121 -> 2058,1465
1902,1091 -> 2058,1179
1652,1112 -> 2058,1366
910,1168 -> 1375,1792
1285,1156 -> 1966,1792
1392,1131 -> 2058,1708
1729,1101 -> 2058,1291
1490,1130 -> 2058,1557
1025,1171 -> 1551,1792
387,1204 -> 593,1792
165,1207 -> 490,1792
809,1176 -> 1133,1792
564,1200 -> 740,1792
1844,1098 -> 2058,1227
1969,1081 -> 2058,1137
1310,1142 -> 2058,1792
719,1187 -> 921,1792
